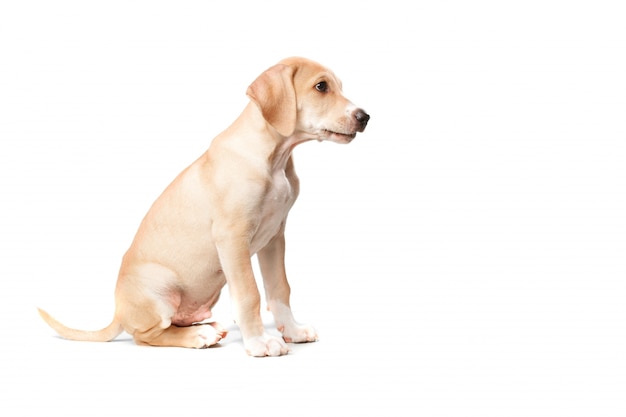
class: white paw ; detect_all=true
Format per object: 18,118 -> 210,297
280,323 -> 318,343
195,322 -> 227,349
244,333 -> 290,357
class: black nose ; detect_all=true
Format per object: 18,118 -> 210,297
354,109 -> 370,130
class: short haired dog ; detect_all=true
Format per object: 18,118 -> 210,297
39,57 -> 370,356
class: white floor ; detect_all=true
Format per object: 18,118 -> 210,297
1,1 -> 625,416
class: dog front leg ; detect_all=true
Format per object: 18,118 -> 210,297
215,238 -> 290,357
258,232 -> 318,344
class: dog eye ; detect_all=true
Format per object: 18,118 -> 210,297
315,81 -> 328,93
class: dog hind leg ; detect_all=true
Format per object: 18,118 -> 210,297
133,322 -> 226,348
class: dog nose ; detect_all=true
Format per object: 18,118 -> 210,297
354,109 -> 370,131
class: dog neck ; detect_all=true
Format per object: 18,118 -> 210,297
230,102 -> 314,173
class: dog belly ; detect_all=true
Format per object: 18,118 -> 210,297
170,289 -> 223,326
118,257 -> 226,325
167,268 -> 226,326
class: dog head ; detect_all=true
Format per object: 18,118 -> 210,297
246,57 -> 369,142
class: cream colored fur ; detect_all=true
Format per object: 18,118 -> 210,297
39,57 -> 369,357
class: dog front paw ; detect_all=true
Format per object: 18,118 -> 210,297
244,333 -> 290,357
280,323 -> 318,343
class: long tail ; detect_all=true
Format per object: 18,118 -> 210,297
38,308 -> 123,342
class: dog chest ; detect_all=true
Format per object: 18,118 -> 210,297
250,171 -> 295,253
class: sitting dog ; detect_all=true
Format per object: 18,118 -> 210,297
39,57 -> 370,356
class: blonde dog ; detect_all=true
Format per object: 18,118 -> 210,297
39,57 -> 369,356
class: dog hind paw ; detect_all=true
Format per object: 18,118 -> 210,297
195,322 -> 227,349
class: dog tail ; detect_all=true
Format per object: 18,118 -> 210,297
38,308 -> 123,342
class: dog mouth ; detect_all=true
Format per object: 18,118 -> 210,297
322,129 -> 357,141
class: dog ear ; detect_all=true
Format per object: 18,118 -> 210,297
246,64 -> 297,137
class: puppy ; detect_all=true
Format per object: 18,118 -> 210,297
39,57 -> 370,356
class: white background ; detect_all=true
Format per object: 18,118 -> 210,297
1,1 -> 625,416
